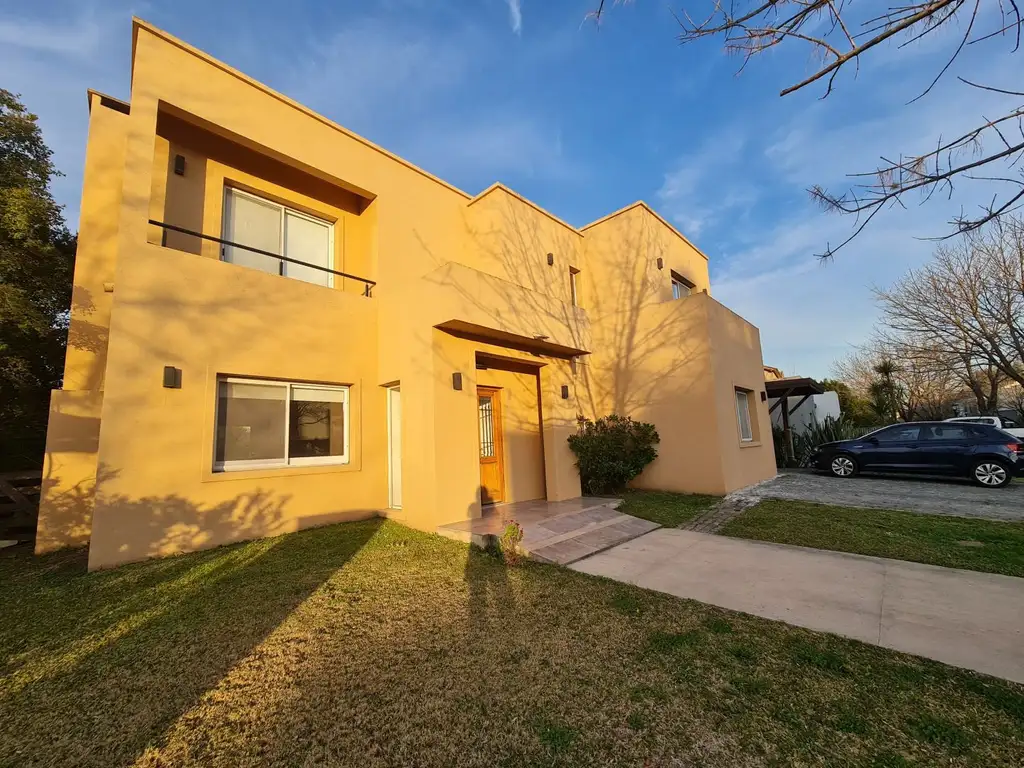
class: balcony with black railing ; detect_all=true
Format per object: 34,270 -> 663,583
147,220 -> 376,297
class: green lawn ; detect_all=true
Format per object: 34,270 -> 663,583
617,489 -> 720,527
3,521 -> 1024,767
721,499 -> 1024,577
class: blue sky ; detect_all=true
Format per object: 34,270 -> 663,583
2,0 -> 1021,378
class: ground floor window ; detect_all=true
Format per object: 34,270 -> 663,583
214,377 -> 349,471
735,388 -> 754,442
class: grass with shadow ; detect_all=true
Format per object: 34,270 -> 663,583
617,489 -> 719,527
721,499 -> 1024,577
2,519 -> 1024,767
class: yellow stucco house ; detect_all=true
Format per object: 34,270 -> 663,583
37,19 -> 777,569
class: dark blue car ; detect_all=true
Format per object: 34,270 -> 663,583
810,421 -> 1023,488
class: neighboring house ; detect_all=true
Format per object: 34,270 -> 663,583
37,19 -> 777,569
951,381 -> 1024,423
764,367 -> 840,434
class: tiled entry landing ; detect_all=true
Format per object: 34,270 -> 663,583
437,497 -> 659,565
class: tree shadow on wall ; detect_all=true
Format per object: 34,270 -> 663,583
416,191 -> 705,420
0,477 -> 383,768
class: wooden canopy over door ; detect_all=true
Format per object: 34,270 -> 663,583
477,386 -> 505,505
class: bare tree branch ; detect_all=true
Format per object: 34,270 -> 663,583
589,0 -> 1024,254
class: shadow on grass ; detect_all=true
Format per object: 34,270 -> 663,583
0,517 -> 383,767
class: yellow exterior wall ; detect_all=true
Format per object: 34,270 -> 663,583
580,205 -> 771,496
36,391 -> 103,553
707,299 -> 777,492
35,94 -> 129,554
40,18 -> 774,567
88,244 -> 384,569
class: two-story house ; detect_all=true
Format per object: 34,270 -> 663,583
36,19 -> 776,569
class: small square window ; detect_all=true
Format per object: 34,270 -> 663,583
671,270 -> 695,299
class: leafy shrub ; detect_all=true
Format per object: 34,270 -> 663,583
497,520 -> 524,566
774,415 -> 878,468
567,415 -> 659,494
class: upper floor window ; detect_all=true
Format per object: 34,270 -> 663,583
569,267 -> 581,307
222,187 -> 334,288
671,270 -> 695,299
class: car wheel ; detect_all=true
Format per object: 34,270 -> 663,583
829,454 -> 859,478
971,460 -> 1012,488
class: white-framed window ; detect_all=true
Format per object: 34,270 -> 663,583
222,187 -> 334,288
671,270 -> 695,299
214,376 -> 350,472
569,267 -> 581,307
735,389 -> 753,442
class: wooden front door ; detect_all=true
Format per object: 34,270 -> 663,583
477,386 -> 505,505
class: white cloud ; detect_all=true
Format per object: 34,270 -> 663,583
401,113 -> 576,184
506,0 -> 523,34
656,127 -> 757,240
276,14 -> 573,186
280,18 -> 473,134
0,13 -> 106,57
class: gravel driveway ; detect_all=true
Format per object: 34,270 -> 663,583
747,471 -> 1024,522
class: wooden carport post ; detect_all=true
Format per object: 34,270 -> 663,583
781,393 -> 793,466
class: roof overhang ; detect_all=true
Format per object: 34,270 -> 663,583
436,320 -> 589,359
765,377 -> 826,398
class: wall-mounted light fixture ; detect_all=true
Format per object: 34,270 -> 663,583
656,257 -> 664,270
163,366 -> 182,389
546,253 -> 554,266
173,154 -> 186,176
761,391 -> 768,402
452,372 -> 463,391
560,385 -> 570,399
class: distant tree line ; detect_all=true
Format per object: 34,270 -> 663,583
829,217 -> 1024,424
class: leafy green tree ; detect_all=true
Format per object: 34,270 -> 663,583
868,359 -> 905,424
1,89 -> 76,469
819,378 -> 875,427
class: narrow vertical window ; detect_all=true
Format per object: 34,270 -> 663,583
569,267 -> 581,307
735,389 -> 753,442
479,396 -> 495,457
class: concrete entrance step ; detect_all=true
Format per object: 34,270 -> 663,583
436,497 -> 660,566
528,514 -> 659,565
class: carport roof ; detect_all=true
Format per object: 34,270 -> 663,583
765,377 -> 825,398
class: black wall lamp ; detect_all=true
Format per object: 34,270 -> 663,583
163,366 -> 182,389
761,391 -> 768,402
546,252 -> 554,266
656,257 -> 664,270
560,385 -> 570,399
173,154 -> 186,176
452,372 -> 464,391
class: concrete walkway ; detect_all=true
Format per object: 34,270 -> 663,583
572,529 -> 1024,683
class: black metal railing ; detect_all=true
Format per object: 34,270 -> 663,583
148,220 -> 376,297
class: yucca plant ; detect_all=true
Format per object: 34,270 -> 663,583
791,415 -> 876,467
